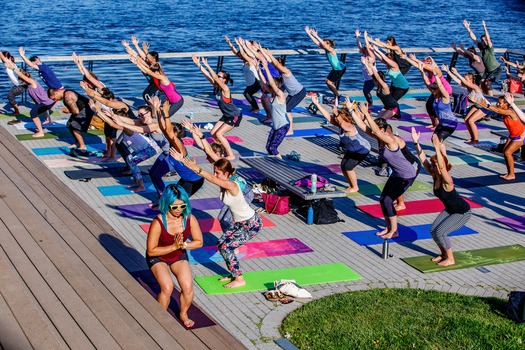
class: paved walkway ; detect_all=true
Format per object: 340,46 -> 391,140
2,89 -> 525,349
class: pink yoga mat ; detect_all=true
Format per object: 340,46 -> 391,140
140,215 -> 276,233
357,198 -> 483,218
494,215 -> 525,231
398,132 -> 433,142
182,135 -> 244,146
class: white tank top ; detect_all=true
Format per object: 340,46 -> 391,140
220,182 -> 255,222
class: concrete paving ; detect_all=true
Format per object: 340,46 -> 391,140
2,88 -> 525,349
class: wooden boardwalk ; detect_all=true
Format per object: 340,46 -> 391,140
0,124 -> 246,349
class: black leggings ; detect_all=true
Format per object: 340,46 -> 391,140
426,94 -> 437,118
142,82 -> 159,102
243,80 -> 261,110
380,175 -> 415,217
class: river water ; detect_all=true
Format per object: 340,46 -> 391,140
1,0 -> 525,98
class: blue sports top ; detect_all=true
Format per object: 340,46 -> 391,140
37,63 -> 63,89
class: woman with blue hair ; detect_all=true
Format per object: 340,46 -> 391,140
146,184 -> 203,328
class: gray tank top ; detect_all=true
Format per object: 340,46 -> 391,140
379,145 -> 417,179
283,73 -> 303,96
340,130 -> 371,154
271,98 -> 289,130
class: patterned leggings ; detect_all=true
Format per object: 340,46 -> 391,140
430,210 -> 472,250
127,147 -> 158,183
218,213 -> 263,277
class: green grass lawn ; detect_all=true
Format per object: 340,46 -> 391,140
280,289 -> 524,350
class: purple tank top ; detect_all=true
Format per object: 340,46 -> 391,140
379,145 -> 416,179
28,82 -> 54,105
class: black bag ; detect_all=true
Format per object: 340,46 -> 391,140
297,199 -> 343,225
507,291 -> 525,323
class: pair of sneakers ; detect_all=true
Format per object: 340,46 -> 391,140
70,148 -> 95,158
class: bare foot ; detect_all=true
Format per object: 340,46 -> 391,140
68,144 -> 77,149
32,132 -> 45,138
98,153 -> 110,158
394,204 -> 406,211
180,314 -> 195,328
344,187 -> 359,193
425,124 -> 436,129
249,108 -> 260,113
286,130 -> 294,136
375,228 -> 388,236
500,174 -> 515,181
102,157 -> 118,162
464,139 -> 479,144
42,120 -> 52,125
218,276 -> 233,282
431,255 -> 444,262
126,183 -> 138,189
437,259 -> 455,267
131,186 -> 146,193
260,118 -> 272,123
380,231 -> 399,239
224,279 -> 246,288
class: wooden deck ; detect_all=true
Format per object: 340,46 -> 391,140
0,125 -> 246,349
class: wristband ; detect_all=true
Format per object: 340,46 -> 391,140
182,241 -> 188,250
197,168 -> 202,175
200,135 -> 206,140
414,142 -> 418,145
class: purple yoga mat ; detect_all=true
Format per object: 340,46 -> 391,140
494,215 -> 525,231
398,123 -> 487,133
117,198 -> 224,218
398,132 -> 433,142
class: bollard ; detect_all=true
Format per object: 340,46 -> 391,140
382,239 -> 389,259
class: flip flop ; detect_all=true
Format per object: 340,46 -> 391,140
265,290 -> 285,302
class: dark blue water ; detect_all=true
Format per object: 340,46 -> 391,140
2,0 -> 525,99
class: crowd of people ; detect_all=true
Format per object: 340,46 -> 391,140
2,20 -> 524,326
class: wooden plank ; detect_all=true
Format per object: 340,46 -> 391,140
0,147 -> 189,349
0,245 -> 68,349
192,326 -> 247,350
0,126 -> 243,349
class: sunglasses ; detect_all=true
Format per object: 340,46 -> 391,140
218,75 -> 226,79
169,203 -> 187,211
138,112 -> 150,117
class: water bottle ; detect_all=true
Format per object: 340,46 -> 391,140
501,80 -> 508,93
307,205 -> 314,225
189,112 -> 194,120
318,94 -> 324,104
310,173 -> 317,194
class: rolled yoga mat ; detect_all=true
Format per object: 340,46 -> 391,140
187,238 -> 313,265
194,262 -> 361,295
402,244 -> 525,273
357,198 -> 483,218
342,224 -> 477,246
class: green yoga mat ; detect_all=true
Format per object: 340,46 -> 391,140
194,262 -> 361,295
15,129 -> 104,140
448,154 -> 502,166
402,244 -> 525,273
346,180 -> 432,197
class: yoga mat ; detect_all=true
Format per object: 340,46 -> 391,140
66,166 -> 149,181
44,158 -> 121,168
140,215 -> 276,233
187,238 -> 313,265
248,115 -> 320,126
447,153 -> 502,166
398,132 -> 432,142
398,103 -> 416,110
32,143 -> 106,156
194,262 -> 361,295
117,198 -> 223,217
398,124 -> 487,133
494,215 -> 525,231
357,197 -> 483,218
402,244 -> 525,273
207,98 -> 248,106
286,128 -> 334,138
346,180 -> 432,198
13,119 -> 68,130
130,270 -> 216,329
181,135 -> 244,146
342,224 -> 477,246
99,181 -> 176,197
448,139 -> 498,148
15,129 -> 104,140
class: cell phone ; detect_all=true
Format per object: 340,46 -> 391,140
144,94 -> 151,101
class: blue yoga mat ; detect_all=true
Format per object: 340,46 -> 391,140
98,180 -> 177,197
286,128 -> 334,138
398,103 -> 416,110
32,143 -> 106,156
342,224 -> 477,246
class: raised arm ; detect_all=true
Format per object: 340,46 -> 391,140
234,37 -> 256,66
311,95 -> 335,124
362,56 -> 389,93
355,29 -> 364,52
131,35 -> 147,60
305,26 -> 333,53
463,20 -> 479,45
505,93 -> 525,124
361,103 -> 397,147
18,47 -> 38,70
192,54 -> 214,85
73,53 -> 105,90
4,61 -> 36,86
452,42 -> 471,59
201,57 -> 229,94
262,48 -> 291,76
433,67 -> 450,103
373,46 -> 399,70
432,134 -> 453,187
444,65 -> 480,92
481,20 -> 493,47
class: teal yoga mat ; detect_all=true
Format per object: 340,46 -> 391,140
194,262 -> 361,295
32,144 -> 105,156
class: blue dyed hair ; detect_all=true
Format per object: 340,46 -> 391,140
159,184 -> 192,219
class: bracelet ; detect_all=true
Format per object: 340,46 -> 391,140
200,135 -> 206,140
197,168 -> 202,175
414,142 -> 418,145
182,241 -> 188,250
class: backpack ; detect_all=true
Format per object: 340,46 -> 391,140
294,175 -> 329,189
297,199 -> 343,225
507,291 -> 525,324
